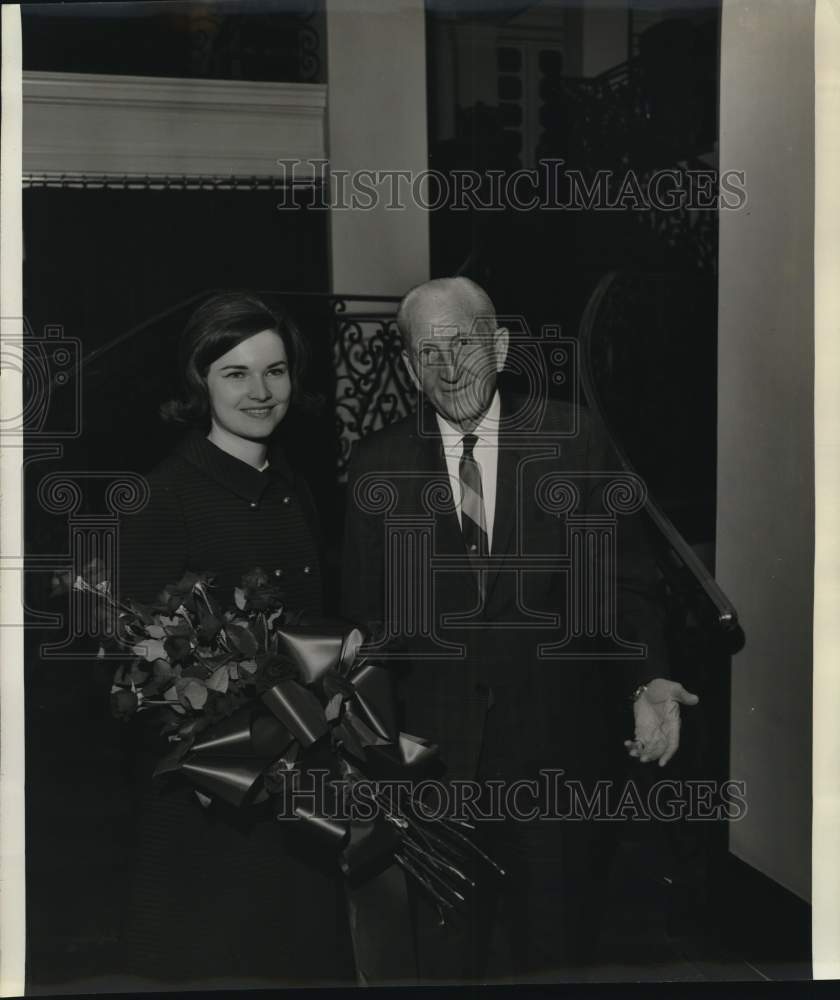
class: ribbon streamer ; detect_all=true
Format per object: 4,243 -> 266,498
157,622 -> 499,912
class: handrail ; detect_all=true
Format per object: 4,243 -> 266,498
578,271 -> 739,633
76,290 -> 401,375
78,290 -> 211,373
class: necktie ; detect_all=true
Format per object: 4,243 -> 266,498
459,433 -> 489,561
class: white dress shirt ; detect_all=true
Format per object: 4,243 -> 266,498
435,391 -> 500,553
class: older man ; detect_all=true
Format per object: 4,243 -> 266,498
342,277 -> 697,981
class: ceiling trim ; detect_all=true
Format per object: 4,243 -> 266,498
23,72 -> 327,180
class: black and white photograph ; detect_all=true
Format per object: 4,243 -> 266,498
0,0 -> 837,993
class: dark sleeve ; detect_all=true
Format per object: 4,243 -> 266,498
583,410 -> 670,697
118,477 -> 188,605
340,439 -> 386,636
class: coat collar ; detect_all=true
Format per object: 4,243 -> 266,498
413,388 -> 523,442
175,431 -> 295,504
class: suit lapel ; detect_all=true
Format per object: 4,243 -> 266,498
484,393 -> 522,603
490,426 -> 518,563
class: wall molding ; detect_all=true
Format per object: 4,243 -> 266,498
23,71 -> 327,180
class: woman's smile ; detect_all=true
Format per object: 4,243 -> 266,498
241,405 -> 276,418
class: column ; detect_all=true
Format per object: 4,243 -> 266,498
325,0 -> 430,296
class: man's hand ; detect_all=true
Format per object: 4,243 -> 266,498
624,678 -> 699,767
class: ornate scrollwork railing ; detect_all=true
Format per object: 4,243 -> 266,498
537,17 -> 719,274
331,297 -> 415,477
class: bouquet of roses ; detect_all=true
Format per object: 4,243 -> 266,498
70,565 -> 501,914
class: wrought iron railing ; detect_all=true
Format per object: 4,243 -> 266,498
328,296 -> 413,475
536,27 -> 719,274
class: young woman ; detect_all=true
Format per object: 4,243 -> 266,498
117,292 -> 356,988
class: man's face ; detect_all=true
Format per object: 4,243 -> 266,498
403,309 -> 506,430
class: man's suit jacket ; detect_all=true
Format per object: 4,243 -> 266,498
342,392 -> 668,782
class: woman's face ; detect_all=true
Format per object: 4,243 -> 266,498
205,329 -> 291,442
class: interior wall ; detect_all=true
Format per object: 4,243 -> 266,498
717,0 -> 814,902
813,0 -> 840,975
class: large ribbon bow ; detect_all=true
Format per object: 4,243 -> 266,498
156,622 -> 450,887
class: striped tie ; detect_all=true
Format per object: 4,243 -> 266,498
459,433 -> 489,562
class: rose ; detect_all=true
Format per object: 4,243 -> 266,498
236,567 -> 284,613
164,634 -> 193,664
111,689 -> 139,720
243,588 -> 284,612
50,558 -> 110,597
241,567 -> 271,590
254,653 -> 298,694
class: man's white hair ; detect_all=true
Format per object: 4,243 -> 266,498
396,277 -> 497,349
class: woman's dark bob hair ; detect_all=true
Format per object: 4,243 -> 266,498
161,291 -> 315,425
